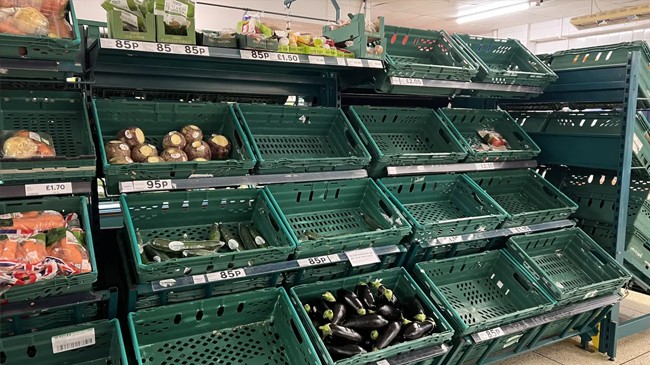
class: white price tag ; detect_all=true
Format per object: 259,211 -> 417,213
633,134 -> 643,154
336,58 -> 347,66
297,254 -> 341,267
367,60 -> 383,68
241,50 -> 300,63
132,179 -> 173,191
206,268 -> 246,282
437,236 -> 461,245
399,78 -> 424,86
192,275 -> 206,284
51,328 -> 95,354
346,248 -> 380,267
25,182 -> 72,196
170,44 -> 210,56
583,290 -> 599,299
346,58 -> 363,67
478,162 -> 495,170
101,38 -> 144,51
509,226 -> 532,234
476,327 -> 504,341
390,77 -> 401,85
376,360 -> 390,365
308,55 -> 325,65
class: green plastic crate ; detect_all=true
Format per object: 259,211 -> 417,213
452,34 -> 557,87
129,287 -> 319,365
0,91 -> 96,185
509,111 -> 552,133
346,106 -> 467,176
0,196 -> 97,302
236,104 -> 371,174
444,330 -> 532,365
323,13 -> 385,60
290,268 -> 454,365
549,41 -> 650,108
265,178 -> 411,258
0,1 -> 81,61
1,301 -> 100,337
468,169 -> 578,227
375,26 -> 478,93
121,188 -> 294,284
437,108 -> 540,162
414,250 -> 554,335
506,228 -> 630,306
94,99 -> 256,195
0,319 -> 126,364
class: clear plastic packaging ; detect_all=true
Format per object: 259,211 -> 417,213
0,210 -> 66,233
0,0 -> 72,38
469,129 -> 511,152
0,130 -> 56,159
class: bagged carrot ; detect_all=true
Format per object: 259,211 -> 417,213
0,210 -> 65,233
46,228 -> 91,273
21,233 -> 47,264
0,235 -> 21,262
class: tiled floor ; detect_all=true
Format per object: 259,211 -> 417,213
496,290 -> 650,365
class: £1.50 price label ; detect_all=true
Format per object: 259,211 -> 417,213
25,182 -> 72,196
240,50 -> 300,63
206,268 -> 246,282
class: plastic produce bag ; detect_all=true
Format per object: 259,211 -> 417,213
46,228 -> 91,273
0,0 -> 72,38
0,210 -> 66,233
102,0 -> 151,32
1,130 -> 56,159
155,0 -> 194,36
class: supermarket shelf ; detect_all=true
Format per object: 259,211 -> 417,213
0,57 -> 82,80
143,245 -> 405,293
470,294 -> 621,344
422,219 -> 576,248
98,38 -> 384,69
0,181 -> 92,198
386,77 -> 544,95
118,169 -> 369,193
0,288 -> 117,318
386,160 -> 537,176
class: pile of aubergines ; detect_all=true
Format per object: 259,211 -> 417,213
303,279 -> 439,361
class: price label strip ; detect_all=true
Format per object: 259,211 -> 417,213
437,235 -> 462,245
101,39 -> 209,56
240,50 -> 300,63
476,327 -> 505,342
509,226 -> 532,234
478,162 -> 495,170
308,55 -> 325,65
346,248 -> 380,267
206,268 -> 247,282
297,254 -> 341,268
25,182 -> 73,196
51,328 -> 96,354
122,179 -> 175,192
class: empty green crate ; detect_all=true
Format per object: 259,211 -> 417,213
0,319 -> 126,364
509,111 -> 552,133
347,106 -> 467,176
412,239 -> 495,267
236,104 -> 370,174
0,196 -> 97,302
444,330 -> 532,365
266,178 -> 411,257
0,1 -> 81,61
122,188 -> 294,283
468,169 -> 577,227
375,26 -> 478,94
437,108 -> 540,162
549,41 -> 650,108
129,287 -> 319,365
290,268 -> 454,365
0,91 -> 95,185
94,99 -> 256,195
453,34 -> 557,88
415,250 -> 554,335
506,228 -> 630,305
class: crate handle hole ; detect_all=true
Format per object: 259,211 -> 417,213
296,192 -> 302,202
438,128 -> 451,144
0,351 -> 6,363
234,129 -> 244,149
379,200 -> 393,218
217,306 -> 225,317
237,302 -> 245,312
269,214 -> 280,232
290,319 -> 304,343
345,129 -> 357,148
512,272 -> 531,291
196,310 -> 204,321
173,314 -> 182,324
513,131 -> 525,141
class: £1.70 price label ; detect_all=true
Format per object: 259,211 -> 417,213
25,182 -> 72,196
206,268 -> 246,282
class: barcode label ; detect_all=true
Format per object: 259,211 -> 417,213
52,328 -> 95,353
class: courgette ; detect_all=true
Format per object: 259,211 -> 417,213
219,225 -> 242,251
209,222 -> 221,241
143,244 -> 169,262
182,249 -> 217,257
150,238 -> 224,253
238,224 -> 257,250
248,225 -> 267,247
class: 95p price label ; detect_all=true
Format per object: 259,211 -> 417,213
25,182 -> 72,196
132,180 -> 173,191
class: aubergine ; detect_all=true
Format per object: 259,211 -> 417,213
331,303 -> 347,325
326,344 -> 367,360
375,321 -> 401,350
337,289 -> 367,316
355,282 -> 376,310
371,279 -> 398,305
343,313 -> 389,330
304,299 -> 332,322
402,319 -> 436,341
322,291 -> 337,303
403,297 -> 427,322
319,323 -> 363,343
376,304 -> 402,321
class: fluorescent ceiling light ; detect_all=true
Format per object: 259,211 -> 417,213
456,2 -> 531,24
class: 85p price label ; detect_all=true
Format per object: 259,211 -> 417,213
206,269 -> 246,282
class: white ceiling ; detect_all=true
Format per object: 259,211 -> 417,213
371,0 -> 650,34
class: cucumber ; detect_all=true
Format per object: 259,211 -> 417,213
182,249 -> 217,257
219,224 -> 242,252
143,244 -> 169,262
209,222 -> 221,241
150,238 -> 224,253
248,225 -> 267,247
238,224 -> 256,250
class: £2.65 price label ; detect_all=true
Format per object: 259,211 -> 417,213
206,268 -> 246,282
240,50 -> 300,63
25,182 -> 72,196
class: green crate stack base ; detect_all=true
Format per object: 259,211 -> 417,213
415,250 -> 554,336
129,287 -> 319,365
0,91 -> 96,185
122,188 -> 294,284
468,169 -> 578,227
0,1 -> 81,61
437,108 -> 540,162
265,178 -> 411,258
94,99 -> 256,195
444,330 -> 531,365
0,319 -> 126,364
1,301 -> 100,337
506,228 -> 630,306
347,106 -> 468,177
291,268 -> 454,365
549,41 -> 650,108
0,196 -> 97,302
236,104 -> 371,174
452,34 -> 557,89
